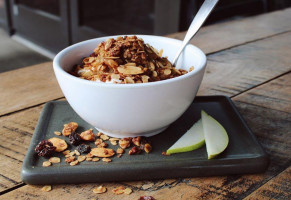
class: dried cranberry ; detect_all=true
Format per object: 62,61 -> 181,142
77,144 -> 91,154
138,196 -> 155,200
35,140 -> 56,157
69,132 -> 81,145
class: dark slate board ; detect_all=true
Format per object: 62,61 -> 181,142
21,96 -> 269,184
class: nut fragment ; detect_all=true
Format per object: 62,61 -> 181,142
62,150 -> 70,155
86,157 -> 93,161
102,158 -> 112,163
70,160 -> 79,166
163,69 -> 171,75
110,140 -> 118,146
129,146 -> 142,155
97,142 -> 108,148
93,186 -> 107,194
144,143 -> 152,153
97,132 -> 103,137
90,148 -> 115,157
116,148 -> 124,154
124,188 -> 133,195
62,122 -> 78,136
77,155 -> 86,162
132,136 -> 141,146
41,185 -> 52,192
92,157 -> 100,162
100,134 -> 109,141
112,186 -> 125,195
48,137 -> 68,152
189,66 -> 194,72
65,156 -> 75,163
117,154 -> 122,158
42,161 -> 51,167
49,157 -> 60,163
95,138 -> 103,146
119,138 -> 131,149
80,129 -> 95,141
75,150 -> 81,156
54,131 -> 61,136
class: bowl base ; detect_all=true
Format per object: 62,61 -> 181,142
94,126 -> 169,138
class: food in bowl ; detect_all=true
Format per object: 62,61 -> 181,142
71,35 -> 191,84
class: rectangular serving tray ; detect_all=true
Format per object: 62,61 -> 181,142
21,96 -> 269,184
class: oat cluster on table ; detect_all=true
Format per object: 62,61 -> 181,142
72,35 -> 190,84
35,121 -> 153,167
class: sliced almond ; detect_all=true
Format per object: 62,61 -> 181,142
48,137 -> 68,152
78,155 -> 86,162
42,161 -> 51,167
80,129 -> 95,141
117,65 -> 143,75
90,148 -> 115,157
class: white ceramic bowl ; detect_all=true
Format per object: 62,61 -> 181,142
53,35 -> 206,138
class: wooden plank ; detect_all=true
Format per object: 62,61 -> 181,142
0,75 -> 290,199
167,8 -> 291,54
197,32 -> 291,96
244,167 -> 291,200
0,62 -> 63,116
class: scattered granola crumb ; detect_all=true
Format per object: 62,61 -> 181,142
97,142 -> 108,148
97,132 -> 103,137
86,153 -> 94,158
95,138 -> 103,146
102,158 -> 112,163
93,186 -> 107,194
74,150 -> 81,156
132,136 -> 141,146
70,160 -> 79,166
100,134 -> 110,141
80,129 -> 95,141
112,186 -> 125,195
77,155 -> 86,162
129,146 -> 142,155
116,148 -> 124,154
119,138 -> 131,149
62,150 -> 70,155
62,122 -> 78,136
90,148 -> 115,157
124,188 -> 133,195
41,185 -> 52,192
144,143 -> 152,153
117,154 -> 123,158
65,156 -> 75,163
42,161 -> 51,167
48,137 -> 68,152
92,157 -> 100,162
54,131 -> 61,136
86,157 -> 93,161
49,157 -> 60,163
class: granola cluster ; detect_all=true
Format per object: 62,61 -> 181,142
72,36 -> 189,84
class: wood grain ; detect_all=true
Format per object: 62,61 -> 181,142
0,62 -> 63,116
198,32 -> 291,96
244,167 -> 291,200
0,74 -> 290,199
167,8 -> 291,54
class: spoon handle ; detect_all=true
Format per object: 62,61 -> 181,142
172,0 -> 219,65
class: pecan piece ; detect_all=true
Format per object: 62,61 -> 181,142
128,146 -> 142,155
62,122 -> 78,136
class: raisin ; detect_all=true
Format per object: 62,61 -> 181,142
35,140 -> 56,157
138,196 -> 155,200
69,132 -> 81,145
77,144 -> 91,154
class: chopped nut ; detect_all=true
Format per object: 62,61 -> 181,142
95,138 -> 103,146
116,148 -> 124,154
117,154 -> 123,158
77,155 -> 86,162
92,157 -> 100,162
100,134 -> 109,141
144,143 -> 152,153
62,122 -> 78,136
102,158 -> 112,163
86,157 -> 93,161
129,146 -> 142,155
48,137 -> 68,152
70,160 -> 79,166
97,142 -> 108,148
86,153 -> 94,158
119,138 -> 131,149
124,188 -> 133,195
112,186 -> 125,195
80,129 -> 95,141
49,157 -> 60,163
110,140 -> 118,146
132,136 -> 141,146
41,185 -> 52,192
97,132 -> 103,137
93,186 -> 107,194
54,131 -> 61,136
65,156 -> 75,163
90,148 -> 115,157
117,65 -> 143,75
42,161 -> 51,167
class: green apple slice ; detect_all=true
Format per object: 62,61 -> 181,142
201,110 -> 229,159
166,119 -> 205,154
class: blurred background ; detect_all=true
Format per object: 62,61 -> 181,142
0,0 -> 290,73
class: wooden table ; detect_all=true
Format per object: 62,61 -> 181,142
0,9 -> 290,200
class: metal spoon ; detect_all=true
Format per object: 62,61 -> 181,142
172,0 -> 219,66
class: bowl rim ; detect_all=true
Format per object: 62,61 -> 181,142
53,34 -> 207,89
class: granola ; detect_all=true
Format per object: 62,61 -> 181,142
72,36 -> 188,84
